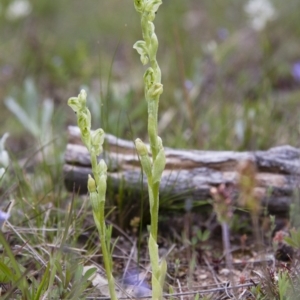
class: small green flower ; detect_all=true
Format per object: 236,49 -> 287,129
133,41 -> 149,65
147,82 -> 163,99
135,138 -> 149,156
133,0 -> 145,14
144,0 -> 162,15
87,174 -> 96,193
91,128 -> 105,156
68,89 -> 87,113
144,68 -> 155,89
96,160 -> 107,197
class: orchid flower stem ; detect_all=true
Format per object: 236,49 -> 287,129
90,153 -> 118,300
133,1 -> 166,299
68,90 -> 118,300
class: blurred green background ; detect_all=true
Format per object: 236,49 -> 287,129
1,0 -> 300,154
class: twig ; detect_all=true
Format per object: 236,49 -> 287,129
122,239 -> 137,283
176,279 -> 184,300
203,255 -> 221,287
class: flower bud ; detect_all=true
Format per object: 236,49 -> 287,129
78,89 -> 87,106
157,136 -> 163,150
135,138 -> 148,156
135,139 -> 152,178
98,159 -> 107,175
87,174 -> 96,193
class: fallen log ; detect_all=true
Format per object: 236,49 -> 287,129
64,126 -> 300,215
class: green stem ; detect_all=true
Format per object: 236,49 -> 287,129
148,98 -> 159,160
141,15 -> 150,46
150,182 -> 160,242
90,153 -> 118,300
133,2 -> 165,299
151,61 -> 161,83
91,155 -> 98,177
95,217 -> 117,300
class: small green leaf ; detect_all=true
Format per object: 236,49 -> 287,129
0,258 -> 14,282
152,275 -> 163,300
148,234 -> 159,275
82,267 -> 97,282
152,147 -> 166,183
159,258 -> 167,290
34,263 -> 50,300
73,264 -> 83,284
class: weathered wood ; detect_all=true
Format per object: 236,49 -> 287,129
64,126 -> 300,215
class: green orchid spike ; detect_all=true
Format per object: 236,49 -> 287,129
68,90 -> 118,300
133,1 -> 166,299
